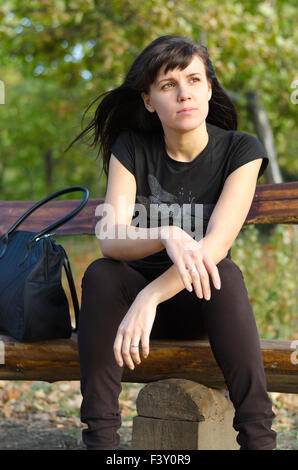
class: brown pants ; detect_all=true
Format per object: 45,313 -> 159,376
78,257 -> 276,450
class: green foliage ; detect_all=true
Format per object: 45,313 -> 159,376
0,0 -> 297,200
0,68 -> 101,200
232,224 -> 297,339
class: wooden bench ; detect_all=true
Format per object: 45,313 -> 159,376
0,181 -> 297,450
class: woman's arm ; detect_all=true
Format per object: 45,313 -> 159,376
99,155 -> 170,260
113,232 -> 225,369
139,232 -> 226,304
139,158 -> 263,305
100,224 -> 167,261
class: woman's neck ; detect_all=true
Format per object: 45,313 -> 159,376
163,121 -> 209,163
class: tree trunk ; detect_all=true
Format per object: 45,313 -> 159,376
246,90 -> 283,184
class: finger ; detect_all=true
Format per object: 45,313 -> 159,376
113,331 -> 124,367
141,332 -> 150,359
197,261 -> 211,300
122,334 -> 135,370
187,264 -> 203,298
130,337 -> 141,364
203,255 -> 221,290
178,262 -> 194,292
190,256 -> 210,300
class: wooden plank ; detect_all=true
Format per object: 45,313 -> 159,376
252,182 -> 298,200
0,199 -> 102,236
246,199 -> 298,224
1,182 -> 297,237
0,335 -> 296,393
245,182 -> 298,224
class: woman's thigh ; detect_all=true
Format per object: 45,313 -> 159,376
80,257 -> 206,340
151,285 -> 206,340
81,257 -> 151,306
79,257 -> 246,342
79,257 -> 152,340
150,258 -> 247,341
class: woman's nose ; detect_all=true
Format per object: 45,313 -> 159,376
177,85 -> 191,101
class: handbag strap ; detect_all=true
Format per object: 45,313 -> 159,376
61,247 -> 80,332
2,186 -> 89,244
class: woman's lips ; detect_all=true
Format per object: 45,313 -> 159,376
177,108 -> 197,114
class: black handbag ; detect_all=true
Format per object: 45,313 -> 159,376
0,186 -> 89,342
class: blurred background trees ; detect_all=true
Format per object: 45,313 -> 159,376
0,3 -> 296,445
0,0 -> 297,199
0,0 -> 297,339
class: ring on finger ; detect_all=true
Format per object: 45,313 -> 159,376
189,266 -> 198,274
130,344 -> 139,348
188,266 -> 203,298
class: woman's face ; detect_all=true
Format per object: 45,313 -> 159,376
142,54 -> 212,133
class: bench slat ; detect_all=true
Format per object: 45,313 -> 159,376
0,182 -> 298,236
0,334 -> 296,393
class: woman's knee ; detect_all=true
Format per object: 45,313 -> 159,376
217,258 -> 244,281
215,258 -> 247,296
207,259 -> 258,334
81,257 -> 125,291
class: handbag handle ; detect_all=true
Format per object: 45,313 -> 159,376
2,186 -> 89,244
62,247 -> 80,332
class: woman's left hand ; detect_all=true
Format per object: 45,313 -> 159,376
113,292 -> 158,370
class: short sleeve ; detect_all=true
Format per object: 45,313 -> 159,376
110,131 -> 135,176
228,133 -> 269,181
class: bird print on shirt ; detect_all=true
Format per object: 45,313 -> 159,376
132,175 -> 215,241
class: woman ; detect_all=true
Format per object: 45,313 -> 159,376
67,35 -> 276,450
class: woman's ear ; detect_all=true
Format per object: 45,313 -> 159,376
141,92 -> 155,113
208,83 -> 212,101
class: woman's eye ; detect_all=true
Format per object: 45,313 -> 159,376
161,82 -> 174,90
161,78 -> 200,90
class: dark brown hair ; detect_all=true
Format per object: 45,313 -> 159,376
65,35 -> 238,178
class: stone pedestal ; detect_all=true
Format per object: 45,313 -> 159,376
131,379 -> 239,450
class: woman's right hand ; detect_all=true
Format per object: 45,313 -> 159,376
160,225 -> 221,300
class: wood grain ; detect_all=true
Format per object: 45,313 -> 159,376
0,335 -> 296,393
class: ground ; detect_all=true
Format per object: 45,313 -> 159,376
0,381 -> 296,450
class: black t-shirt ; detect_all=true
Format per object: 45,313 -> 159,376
110,122 -> 269,280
